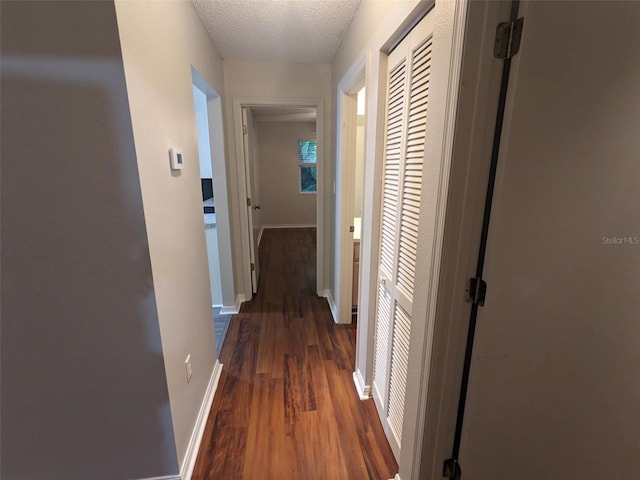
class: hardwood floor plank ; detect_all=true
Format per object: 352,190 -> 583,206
192,228 -> 398,479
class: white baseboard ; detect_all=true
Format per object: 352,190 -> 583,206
235,294 -> 246,312
262,223 -> 317,229
352,370 -> 372,400
180,360 -> 223,480
392,474 -> 401,480
220,293 -> 245,315
319,289 -> 338,323
219,304 -> 236,314
257,226 -> 265,246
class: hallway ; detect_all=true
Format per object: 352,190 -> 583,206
192,228 -> 397,479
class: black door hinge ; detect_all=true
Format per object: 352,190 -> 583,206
466,277 -> 487,306
443,458 -> 462,479
494,17 -> 524,60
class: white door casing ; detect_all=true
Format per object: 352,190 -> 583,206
372,11 -> 435,460
232,97 -> 325,299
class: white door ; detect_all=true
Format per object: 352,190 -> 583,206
241,107 -> 259,294
459,1 -> 640,477
372,11 -> 434,459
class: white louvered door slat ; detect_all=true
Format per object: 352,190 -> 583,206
373,53 -> 406,417
387,302 -> 411,444
372,11 -> 434,461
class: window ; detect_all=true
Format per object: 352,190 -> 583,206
298,140 -> 317,193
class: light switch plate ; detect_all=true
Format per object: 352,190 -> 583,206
185,354 -> 192,383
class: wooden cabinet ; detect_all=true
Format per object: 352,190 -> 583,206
352,240 -> 360,310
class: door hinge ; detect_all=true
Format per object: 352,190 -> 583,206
246,197 -> 251,207
465,277 -> 487,306
349,225 -> 355,233
242,124 -> 247,135
443,458 -> 461,479
494,17 -> 524,60
250,262 -> 255,271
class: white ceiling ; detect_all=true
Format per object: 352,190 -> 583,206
191,0 -> 361,63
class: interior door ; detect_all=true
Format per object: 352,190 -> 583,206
241,107 -> 259,294
459,2 -> 640,477
372,11 -> 434,459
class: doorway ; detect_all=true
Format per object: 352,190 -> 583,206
192,69 -> 236,354
335,84 -> 367,352
239,105 -> 319,295
233,98 -> 325,300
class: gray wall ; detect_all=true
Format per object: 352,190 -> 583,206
255,121 -> 317,226
114,1 -> 229,467
0,2 -> 178,479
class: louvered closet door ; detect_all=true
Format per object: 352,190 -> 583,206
372,11 -> 434,459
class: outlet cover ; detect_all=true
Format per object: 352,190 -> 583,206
185,354 -> 192,383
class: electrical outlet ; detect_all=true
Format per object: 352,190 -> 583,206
185,354 -> 192,383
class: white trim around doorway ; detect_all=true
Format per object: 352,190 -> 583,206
232,97 -> 326,300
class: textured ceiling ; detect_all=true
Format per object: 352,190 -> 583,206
191,0 -> 361,63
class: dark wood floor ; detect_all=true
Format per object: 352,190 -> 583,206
192,228 -> 398,479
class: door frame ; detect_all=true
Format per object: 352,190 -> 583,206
192,67 -> 237,312
335,55 -> 367,327
232,97 -> 326,299
411,1 -> 515,478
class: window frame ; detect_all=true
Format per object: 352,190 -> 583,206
298,139 -> 317,195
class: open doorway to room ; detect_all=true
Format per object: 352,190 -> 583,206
191,69 -> 236,356
352,87 -> 366,325
336,63 -> 367,329
241,105 -> 318,296
337,85 -> 366,345
233,99 -> 325,301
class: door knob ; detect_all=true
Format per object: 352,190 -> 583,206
254,205 -> 261,210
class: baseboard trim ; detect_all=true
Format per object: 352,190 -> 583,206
352,370 -> 372,400
235,294 -> 246,312
319,289 -> 338,323
219,304 -> 236,315
262,223 -> 317,229
180,360 -> 223,480
219,294 -> 245,315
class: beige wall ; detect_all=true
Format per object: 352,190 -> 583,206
0,1 -> 178,478
255,121 -> 317,226
223,60 -> 331,294
114,0 -> 228,472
